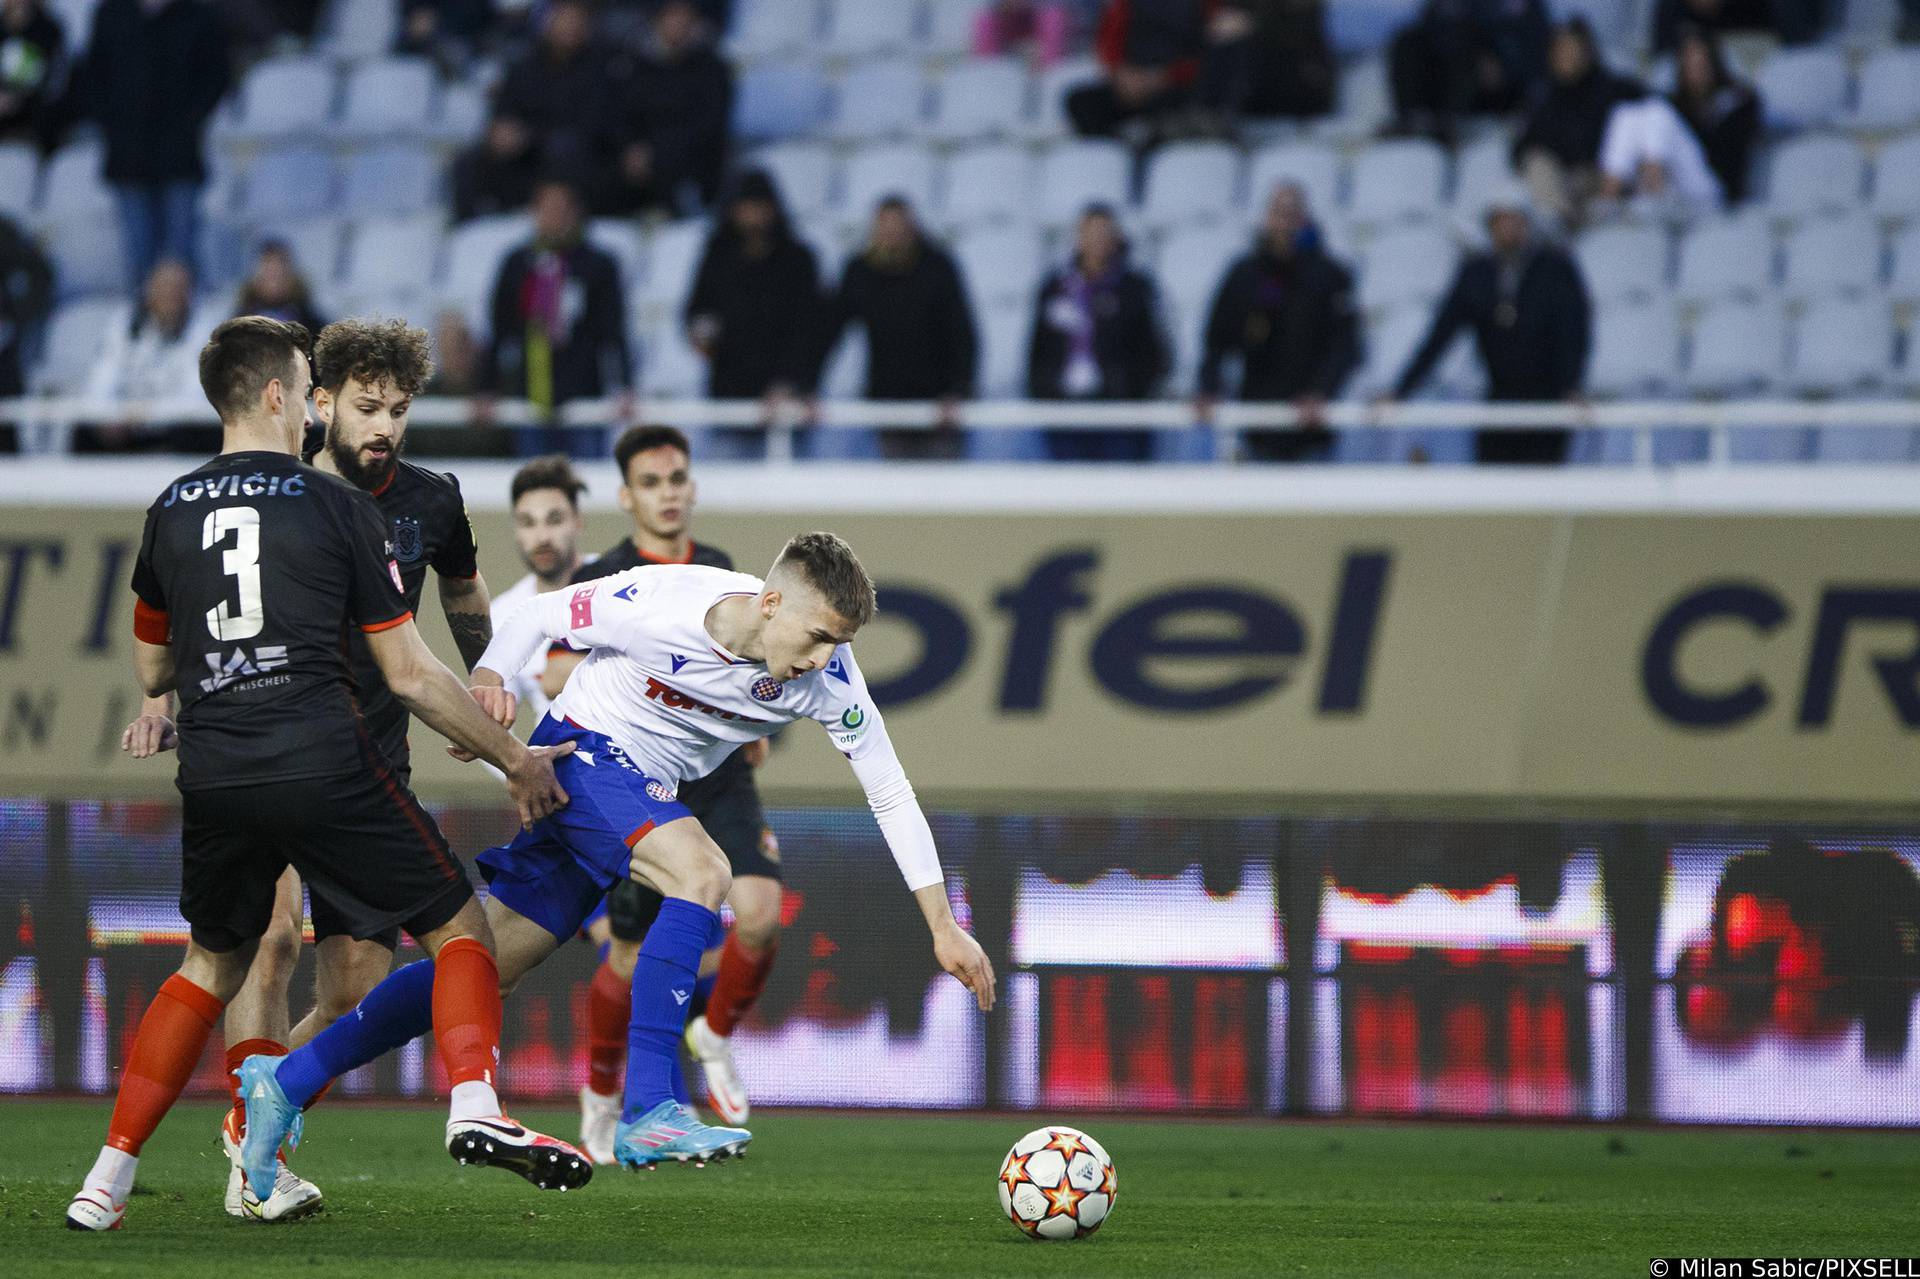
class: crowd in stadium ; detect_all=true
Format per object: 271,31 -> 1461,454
4,0 -> 1920,462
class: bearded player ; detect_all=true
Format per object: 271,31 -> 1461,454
542,425 -> 779,1160
238,532 -> 995,1187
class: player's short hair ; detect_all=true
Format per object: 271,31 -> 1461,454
773,532 -> 876,629
312,317 -> 434,397
511,454 -> 588,509
614,424 -> 692,479
199,316 -> 312,418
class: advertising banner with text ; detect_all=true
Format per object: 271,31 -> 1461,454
0,504 -> 1913,803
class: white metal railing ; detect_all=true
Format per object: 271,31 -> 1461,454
5,396 -> 1919,465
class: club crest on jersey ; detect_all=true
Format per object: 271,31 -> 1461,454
645,780 -> 676,803
390,516 -> 423,563
751,676 -> 783,702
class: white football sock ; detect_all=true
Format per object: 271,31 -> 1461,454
84,1146 -> 137,1202
449,1079 -> 502,1123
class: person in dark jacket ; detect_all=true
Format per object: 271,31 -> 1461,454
685,170 -> 821,408
233,239 -> 325,333
1385,187 -> 1591,464
1209,1 -> 1335,120
599,0 -> 733,218
816,197 -> 978,461
1028,204 -> 1170,462
480,178 -> 632,458
1388,0 -> 1550,144
1669,23 -> 1761,205
0,0 -> 66,147
1652,0 -> 1829,51
1065,0 -> 1209,139
79,0 -> 231,291
1514,18 -> 1643,230
398,0 -> 495,74
452,111 -> 543,222
0,213 -> 52,450
1198,183 -> 1359,463
492,0 -> 616,172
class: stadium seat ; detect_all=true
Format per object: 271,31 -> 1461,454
1816,425 -> 1920,463
36,142 -> 112,219
733,64 -> 831,142
1753,47 -> 1850,130
1450,134 -> 1516,219
824,0 -> 924,58
343,217 -> 443,297
1869,133 -> 1920,217
1588,299 -> 1683,397
0,143 -> 37,218
1246,141 -> 1342,219
975,297 -> 1029,398
1358,225 -> 1459,311
1674,214 -> 1776,303
1781,214 -> 1883,300
234,146 -> 336,221
1155,224 -> 1245,309
750,144 -> 836,222
441,214 -> 532,332
728,0 -> 823,59
31,297 -> 121,392
337,58 -> 437,138
1024,57 -> 1103,141
323,0 -> 399,59
1347,139 -> 1448,228
1889,224 -> 1920,299
228,56 -> 338,139
831,59 -> 930,141
924,0 -> 982,55
1686,299 -> 1788,395
340,145 -> 441,216
638,217 -> 709,309
1575,223 -> 1670,303
435,83 -> 488,143
1358,302 -> 1479,399
1849,48 -> 1920,130
44,212 -> 125,300
840,144 -> 939,226
1766,134 -> 1868,219
1036,141 -> 1131,227
955,224 -> 1047,311
1326,0 -> 1423,57
1789,296 -> 1895,394
927,58 -> 1031,142
1138,142 -> 1243,230
942,143 -> 1037,228
1316,57 -> 1393,142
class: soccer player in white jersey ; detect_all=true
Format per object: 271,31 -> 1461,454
490,455 -> 594,720
238,532 -> 995,1180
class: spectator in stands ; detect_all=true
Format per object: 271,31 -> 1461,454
599,0 -> 733,218
1197,183 -> 1359,463
1387,0 -> 1550,145
815,196 -> 978,461
493,0 -> 616,172
1598,89 -> 1724,217
1904,0 -> 1920,41
1027,204 -> 1170,463
79,0 -> 231,292
479,178 -> 632,457
0,213 -> 52,407
76,258 -> 204,452
429,308 -> 481,397
1669,24 -> 1761,205
974,0 -> 1075,68
452,110 -> 543,222
1512,18 -> 1643,232
398,0 -> 496,74
1652,0 -> 1830,51
684,170 -> 822,437
0,0 -> 67,148
1384,187 -> 1591,465
1065,0 -> 1209,142
1209,1 -> 1335,121
233,240 -> 325,333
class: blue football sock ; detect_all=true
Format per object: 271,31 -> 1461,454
669,1050 -> 691,1106
274,959 -> 436,1108
623,898 -> 718,1122
689,970 -> 717,1019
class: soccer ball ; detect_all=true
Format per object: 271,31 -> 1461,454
996,1125 -> 1116,1241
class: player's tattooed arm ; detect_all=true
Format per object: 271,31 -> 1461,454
438,571 -> 495,672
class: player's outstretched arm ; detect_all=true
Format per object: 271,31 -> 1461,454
121,692 -> 178,758
366,617 -> 574,827
438,570 -> 495,672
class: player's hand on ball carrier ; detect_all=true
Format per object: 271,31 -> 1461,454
120,712 -> 178,758
505,740 -> 576,828
935,923 -> 997,1012
467,683 -> 518,729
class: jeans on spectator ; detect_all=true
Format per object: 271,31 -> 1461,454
1045,428 -> 1154,462
113,181 -> 201,291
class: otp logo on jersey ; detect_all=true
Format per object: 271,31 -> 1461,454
641,676 -> 764,722
751,676 -> 783,702
569,585 -> 595,630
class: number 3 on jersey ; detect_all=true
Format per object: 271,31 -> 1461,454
203,508 -> 263,640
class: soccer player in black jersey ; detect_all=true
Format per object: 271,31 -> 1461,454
542,425 -> 783,1159
69,317 -> 585,1233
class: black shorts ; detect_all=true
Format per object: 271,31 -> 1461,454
310,754 -> 411,948
180,767 -> 473,953
602,756 -> 779,944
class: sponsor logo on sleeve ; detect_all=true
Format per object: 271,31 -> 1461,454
825,655 -> 851,684
569,585 -> 595,630
388,560 -> 404,592
613,583 -> 641,602
829,703 -> 869,750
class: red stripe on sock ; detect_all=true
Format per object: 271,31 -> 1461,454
431,936 -> 502,1090
586,960 -> 628,1096
107,974 -> 225,1155
706,934 -> 778,1038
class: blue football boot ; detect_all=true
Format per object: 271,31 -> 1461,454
613,1100 -> 751,1169
235,1054 -> 304,1202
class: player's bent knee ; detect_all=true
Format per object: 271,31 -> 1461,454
256,917 -> 302,976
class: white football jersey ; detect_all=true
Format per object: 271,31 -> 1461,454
488,554 -> 597,719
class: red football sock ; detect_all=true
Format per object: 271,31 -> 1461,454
303,1078 -> 335,1111
223,1037 -> 285,1135
586,960 -> 627,1096
431,937 -> 502,1089
706,934 -> 778,1038
108,974 -> 225,1155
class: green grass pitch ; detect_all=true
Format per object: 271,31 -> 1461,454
5,1101 -> 1917,1276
